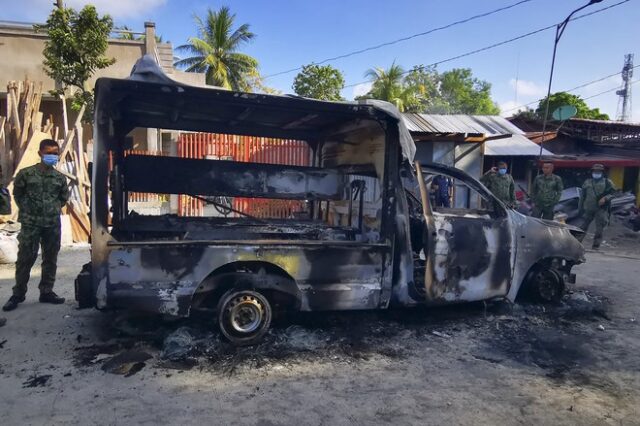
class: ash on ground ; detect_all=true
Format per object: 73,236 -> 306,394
74,288 -> 613,380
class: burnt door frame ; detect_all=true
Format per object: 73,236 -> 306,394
415,162 -> 514,303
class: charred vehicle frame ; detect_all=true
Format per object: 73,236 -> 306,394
76,60 -> 586,344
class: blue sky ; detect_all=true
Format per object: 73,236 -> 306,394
6,0 -> 640,120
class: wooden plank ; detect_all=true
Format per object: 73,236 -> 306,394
68,203 -> 90,241
71,150 -> 87,212
75,123 -> 85,186
59,104 -> 84,161
0,117 -> 5,184
9,85 -> 21,141
60,95 -> 69,139
30,83 -> 43,132
19,82 -> 36,151
60,214 -> 74,246
58,169 -> 91,188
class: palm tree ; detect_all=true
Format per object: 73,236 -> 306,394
175,7 -> 259,91
116,25 -> 136,40
362,62 -> 421,112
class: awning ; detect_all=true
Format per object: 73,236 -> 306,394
485,135 -> 553,156
402,113 -> 553,156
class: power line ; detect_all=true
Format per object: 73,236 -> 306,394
582,79 -> 638,101
342,0 -> 632,90
503,64 -> 640,113
263,0 -> 538,79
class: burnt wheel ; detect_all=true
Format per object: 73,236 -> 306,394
217,290 -> 272,346
527,267 -> 564,303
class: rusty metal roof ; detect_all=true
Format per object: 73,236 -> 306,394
402,113 -> 552,156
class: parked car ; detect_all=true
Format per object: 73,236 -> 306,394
75,57 -> 586,345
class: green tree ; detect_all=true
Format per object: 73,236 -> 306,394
536,92 -> 609,120
437,68 -> 500,115
175,6 -> 259,91
38,5 -> 115,120
358,62 -> 421,112
404,65 -> 449,113
293,64 -> 345,101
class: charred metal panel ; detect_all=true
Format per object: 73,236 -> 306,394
123,155 -> 347,200
106,241 -> 388,315
506,211 -> 585,301
426,213 -> 513,304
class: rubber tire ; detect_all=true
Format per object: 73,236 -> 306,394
527,266 -> 565,303
217,289 -> 272,346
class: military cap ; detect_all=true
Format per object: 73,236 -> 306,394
591,164 -> 605,171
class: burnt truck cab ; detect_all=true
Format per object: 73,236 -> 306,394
76,58 -> 585,344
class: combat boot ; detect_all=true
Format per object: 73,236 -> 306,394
3,296 -> 25,311
39,292 -> 65,304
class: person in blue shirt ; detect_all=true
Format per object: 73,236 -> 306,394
432,175 -> 452,208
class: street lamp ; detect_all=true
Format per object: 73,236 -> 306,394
538,0 -> 604,161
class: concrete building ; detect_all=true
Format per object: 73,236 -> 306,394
0,20 -> 205,150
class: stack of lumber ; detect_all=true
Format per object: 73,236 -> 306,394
0,79 -> 91,243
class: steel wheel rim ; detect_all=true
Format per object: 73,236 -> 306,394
536,270 -> 560,301
227,295 -> 264,334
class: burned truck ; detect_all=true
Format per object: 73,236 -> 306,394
75,59 -> 585,345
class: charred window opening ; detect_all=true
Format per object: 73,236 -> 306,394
104,121 -> 385,244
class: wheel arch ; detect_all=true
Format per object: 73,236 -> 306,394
514,256 -> 576,302
190,261 -> 302,311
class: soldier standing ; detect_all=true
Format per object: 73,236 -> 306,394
480,161 -> 517,208
3,139 -> 69,311
531,161 -> 564,220
577,164 -> 616,250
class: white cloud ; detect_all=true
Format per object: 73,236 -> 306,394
499,101 -> 527,117
351,82 -> 372,99
508,78 -> 546,98
65,0 -> 167,19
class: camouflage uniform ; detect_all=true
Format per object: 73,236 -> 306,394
531,174 -> 563,220
12,165 -> 69,298
577,177 -> 616,248
480,171 -> 516,208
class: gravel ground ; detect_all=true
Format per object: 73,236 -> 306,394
0,225 -> 638,425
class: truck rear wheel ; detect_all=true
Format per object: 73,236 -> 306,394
217,289 -> 272,346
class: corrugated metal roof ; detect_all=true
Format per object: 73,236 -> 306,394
485,137 -> 552,156
402,113 -> 552,156
403,113 -> 526,136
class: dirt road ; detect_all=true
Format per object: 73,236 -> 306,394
0,244 -> 639,425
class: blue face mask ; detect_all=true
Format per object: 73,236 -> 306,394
498,168 -> 507,175
592,172 -> 603,180
42,154 -> 59,167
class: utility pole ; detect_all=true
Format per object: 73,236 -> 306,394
55,0 -> 63,9
537,0 -> 603,163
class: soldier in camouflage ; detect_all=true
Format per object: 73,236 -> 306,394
480,161 -> 517,208
531,161 -> 564,220
577,164 -> 616,250
3,139 -> 69,312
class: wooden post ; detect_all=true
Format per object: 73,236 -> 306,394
60,95 -> 69,139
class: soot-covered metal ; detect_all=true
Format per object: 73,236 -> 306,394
76,60 -> 587,344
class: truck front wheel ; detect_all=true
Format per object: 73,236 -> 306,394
217,289 -> 272,346
523,265 -> 565,303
